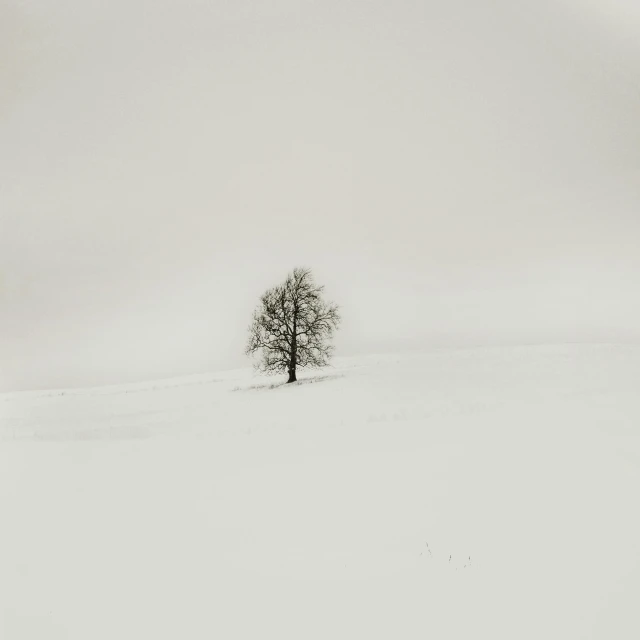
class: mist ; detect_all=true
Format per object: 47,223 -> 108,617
1,0 -> 639,391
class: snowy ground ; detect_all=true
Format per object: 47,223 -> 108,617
1,344 -> 639,639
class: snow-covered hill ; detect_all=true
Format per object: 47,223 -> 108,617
1,344 -> 639,639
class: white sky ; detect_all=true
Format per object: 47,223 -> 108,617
1,0 -> 639,390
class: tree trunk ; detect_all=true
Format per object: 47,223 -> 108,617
288,309 -> 297,383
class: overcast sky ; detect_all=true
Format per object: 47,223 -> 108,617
1,0 -> 639,391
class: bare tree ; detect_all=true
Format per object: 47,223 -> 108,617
246,267 -> 341,383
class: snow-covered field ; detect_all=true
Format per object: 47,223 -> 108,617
1,344 -> 639,639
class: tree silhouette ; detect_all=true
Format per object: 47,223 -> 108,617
246,267 -> 341,383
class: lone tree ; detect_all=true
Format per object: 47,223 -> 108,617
246,267 -> 341,383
